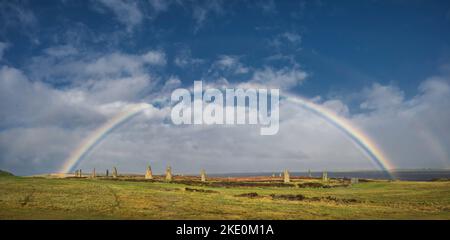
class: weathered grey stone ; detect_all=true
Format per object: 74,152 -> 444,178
106,169 -> 109,177
165,166 -> 173,181
351,177 -> 359,184
92,168 -> 96,178
145,165 -> 153,179
200,169 -> 206,182
283,169 -> 290,183
308,169 -> 312,178
322,171 -> 328,181
112,167 -> 118,178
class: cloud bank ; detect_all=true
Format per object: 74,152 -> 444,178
1,48 -> 450,175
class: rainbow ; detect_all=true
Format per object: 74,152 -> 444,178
60,95 -> 395,178
285,95 -> 394,175
60,103 -> 151,173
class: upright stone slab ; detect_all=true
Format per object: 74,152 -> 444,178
200,169 -> 206,182
165,166 -> 173,181
308,169 -> 312,178
145,165 -> 153,179
351,178 -> 359,184
92,168 -> 96,178
283,169 -> 290,183
322,171 -> 328,181
106,169 -> 109,177
112,167 -> 118,178
79,169 -> 82,177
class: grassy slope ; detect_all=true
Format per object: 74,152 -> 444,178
0,176 -> 449,219
0,170 -> 13,177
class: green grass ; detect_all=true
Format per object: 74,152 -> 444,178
0,170 -> 13,177
0,176 -> 449,219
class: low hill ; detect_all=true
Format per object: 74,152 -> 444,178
0,170 -> 14,177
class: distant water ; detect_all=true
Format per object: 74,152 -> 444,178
210,170 -> 450,181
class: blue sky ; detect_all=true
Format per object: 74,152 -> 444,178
1,0 -> 450,175
2,0 -> 449,99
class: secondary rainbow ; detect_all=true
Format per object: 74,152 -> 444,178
60,96 -> 395,177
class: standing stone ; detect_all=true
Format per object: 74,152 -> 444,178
112,167 -> 118,178
79,169 -> 82,177
106,169 -> 109,177
322,171 -> 328,181
308,169 -> 312,178
165,166 -> 173,181
283,169 -> 290,183
351,178 -> 359,184
145,165 -> 153,179
200,169 -> 207,182
92,168 -> 96,178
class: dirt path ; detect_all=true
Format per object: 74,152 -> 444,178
105,185 -> 121,211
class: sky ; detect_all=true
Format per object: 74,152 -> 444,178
1,0 -> 450,175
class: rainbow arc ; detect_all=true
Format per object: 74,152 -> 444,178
60,96 -> 394,178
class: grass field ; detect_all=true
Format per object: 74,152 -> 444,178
0,175 -> 449,219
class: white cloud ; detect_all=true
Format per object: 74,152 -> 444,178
0,42 -> 9,61
161,76 -> 182,92
360,83 -> 404,111
0,65 -> 103,129
0,1 -> 37,28
174,47 -> 204,68
191,0 -> 224,32
353,77 -> 450,169
257,0 -> 277,14
282,32 -> 302,44
142,50 -> 167,66
0,64 -> 167,175
43,45 -> 78,57
148,0 -> 171,12
0,1 -> 38,43
96,0 -> 143,32
210,55 -> 250,75
270,31 -> 302,48
322,99 -> 349,116
27,50 -> 166,87
248,66 -> 307,89
0,126 -> 80,176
